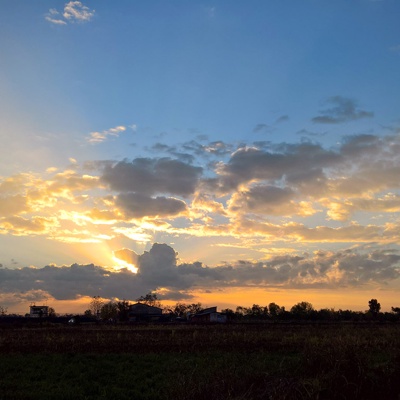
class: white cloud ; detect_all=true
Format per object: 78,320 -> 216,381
64,1 -> 95,22
87,126 -> 127,144
45,1 -> 95,25
45,9 -> 67,25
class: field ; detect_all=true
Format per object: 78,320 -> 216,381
0,322 -> 399,399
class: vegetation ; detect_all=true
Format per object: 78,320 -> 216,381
0,323 -> 399,399
2,296 -> 400,323
136,292 -> 162,308
0,296 -> 400,398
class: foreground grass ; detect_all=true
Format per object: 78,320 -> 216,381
0,352 -> 300,400
0,323 -> 399,399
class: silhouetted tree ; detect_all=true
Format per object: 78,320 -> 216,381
136,292 -> 162,308
290,301 -> 314,318
48,307 -> 56,318
244,304 -> 269,319
0,306 -> 7,316
234,306 -> 249,320
89,296 -> 104,318
221,308 -> 235,320
317,308 -> 336,321
268,302 -> 284,318
368,299 -> 381,317
117,300 -> 130,321
171,302 -> 188,317
186,303 -> 203,315
100,301 -> 118,321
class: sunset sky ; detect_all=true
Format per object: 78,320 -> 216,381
1,1 -> 400,314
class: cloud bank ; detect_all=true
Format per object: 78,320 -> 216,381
0,243 -> 399,306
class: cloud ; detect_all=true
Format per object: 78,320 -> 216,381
181,139 -> 233,158
101,158 -> 202,196
0,216 -> 59,236
113,248 -> 139,266
234,217 -> 399,245
212,142 -> 341,193
87,126 -> 127,144
2,132 -> 400,253
0,244 -> 399,304
45,9 -> 67,25
253,116 -> 288,134
275,115 -> 289,124
253,124 -> 272,133
45,1 -> 95,25
228,185 -> 316,217
148,143 -> 195,164
323,194 -> 400,222
64,1 -> 95,22
312,96 -> 373,124
0,195 -> 30,217
116,193 -> 187,219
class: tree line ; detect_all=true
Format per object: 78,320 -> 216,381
80,294 -> 400,323
1,295 -> 399,322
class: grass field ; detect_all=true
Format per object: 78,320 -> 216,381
0,322 -> 399,399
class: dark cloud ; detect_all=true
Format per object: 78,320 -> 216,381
230,185 -> 296,215
150,143 -> 175,153
312,96 -> 373,124
214,143 -> 341,193
181,140 -> 232,158
101,158 -> 202,196
116,193 -> 187,218
1,244 -> 399,303
339,134 -> 381,158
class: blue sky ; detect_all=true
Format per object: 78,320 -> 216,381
1,1 -> 400,313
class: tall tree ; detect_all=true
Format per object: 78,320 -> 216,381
117,300 -> 130,321
368,299 -> 381,316
89,296 -> 104,318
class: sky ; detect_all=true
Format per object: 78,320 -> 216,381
1,0 -> 400,314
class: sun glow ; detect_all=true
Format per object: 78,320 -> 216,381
111,254 -> 138,274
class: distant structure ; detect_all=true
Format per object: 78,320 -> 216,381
190,307 -> 227,323
29,305 -> 49,318
128,303 -> 163,322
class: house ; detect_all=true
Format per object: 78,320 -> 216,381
29,305 -> 49,318
128,303 -> 163,322
190,306 -> 227,323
